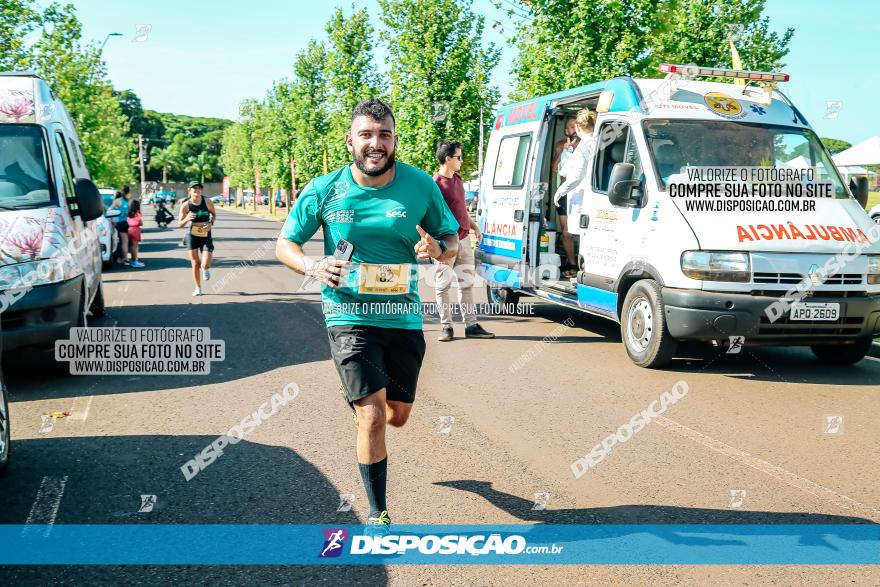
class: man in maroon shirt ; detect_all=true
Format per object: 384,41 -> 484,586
433,140 -> 495,341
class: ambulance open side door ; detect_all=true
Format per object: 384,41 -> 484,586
478,126 -> 538,289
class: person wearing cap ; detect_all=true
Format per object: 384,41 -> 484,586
178,181 -> 216,296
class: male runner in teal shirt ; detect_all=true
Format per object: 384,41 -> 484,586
276,98 -> 460,527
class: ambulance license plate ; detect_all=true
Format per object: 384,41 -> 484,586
790,302 -> 839,321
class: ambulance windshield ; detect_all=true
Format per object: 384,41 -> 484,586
0,124 -> 52,208
643,120 -> 848,198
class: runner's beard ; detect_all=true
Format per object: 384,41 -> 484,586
354,148 -> 396,177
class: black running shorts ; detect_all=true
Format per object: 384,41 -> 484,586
186,233 -> 214,252
327,325 -> 426,405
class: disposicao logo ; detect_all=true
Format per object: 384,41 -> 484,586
319,528 -> 348,558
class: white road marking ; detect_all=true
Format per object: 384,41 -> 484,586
68,395 -> 93,421
22,475 -> 68,537
865,355 -> 880,364
655,416 -> 880,522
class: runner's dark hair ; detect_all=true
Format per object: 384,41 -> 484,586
350,98 -> 395,128
436,140 -> 462,165
128,199 -> 141,218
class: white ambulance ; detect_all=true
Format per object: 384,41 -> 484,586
0,72 -> 107,351
477,64 -> 880,367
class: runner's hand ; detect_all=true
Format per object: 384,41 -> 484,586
415,225 -> 441,260
306,256 -> 350,288
185,212 -> 196,222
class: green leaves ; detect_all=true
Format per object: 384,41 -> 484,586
3,1 -> 133,187
220,1 -> 499,186
380,0 -> 500,174
509,0 -> 793,99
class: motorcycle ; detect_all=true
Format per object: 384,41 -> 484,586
155,202 -> 174,227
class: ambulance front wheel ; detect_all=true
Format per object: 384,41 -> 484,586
621,280 -> 678,368
486,284 -> 521,315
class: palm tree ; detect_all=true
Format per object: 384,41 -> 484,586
148,147 -> 180,184
186,151 -> 215,184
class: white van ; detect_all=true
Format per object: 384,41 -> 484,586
477,64 -> 880,367
0,72 -> 107,351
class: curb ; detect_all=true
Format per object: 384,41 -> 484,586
221,206 -> 286,224
870,342 -> 880,359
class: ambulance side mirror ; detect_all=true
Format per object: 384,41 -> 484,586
608,163 -> 641,207
850,177 -> 868,209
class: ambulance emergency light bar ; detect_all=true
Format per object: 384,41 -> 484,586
659,63 -> 789,82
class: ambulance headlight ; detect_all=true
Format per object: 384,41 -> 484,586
867,255 -> 880,285
681,251 -> 750,282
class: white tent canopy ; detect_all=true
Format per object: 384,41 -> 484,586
832,136 -> 880,167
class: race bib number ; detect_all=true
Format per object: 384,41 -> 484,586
358,263 -> 411,295
191,224 -> 209,237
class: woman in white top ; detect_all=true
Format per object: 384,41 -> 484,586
553,109 -> 596,276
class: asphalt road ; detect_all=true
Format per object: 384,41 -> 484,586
1,206 -> 879,585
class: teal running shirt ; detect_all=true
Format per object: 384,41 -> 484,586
282,162 -> 460,330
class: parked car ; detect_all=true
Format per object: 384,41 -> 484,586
210,195 -> 224,204
0,72 -> 106,351
465,190 -> 478,213
98,188 -> 121,269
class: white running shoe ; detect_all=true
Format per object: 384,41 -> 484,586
202,268 -> 211,281
192,287 -> 202,297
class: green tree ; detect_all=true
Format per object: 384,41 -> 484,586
507,0 -> 792,99
220,115 -> 255,194
324,6 -> 384,168
507,0 -> 668,99
286,39 -> 330,185
0,0 -> 42,70
821,137 -> 852,155
650,0 -> 793,74
379,0 -> 500,173
185,150 -> 215,184
147,146 -> 181,184
30,3 -> 132,187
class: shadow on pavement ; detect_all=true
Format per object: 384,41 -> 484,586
5,296 -> 331,401
0,435 -> 386,585
435,480 -> 876,525
434,480 -> 877,555
521,296 -> 880,385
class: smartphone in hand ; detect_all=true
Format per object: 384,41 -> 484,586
334,238 -> 354,262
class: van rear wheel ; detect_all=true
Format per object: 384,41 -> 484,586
810,337 -> 873,365
621,279 -> 678,368
0,377 -> 9,474
486,284 -> 521,315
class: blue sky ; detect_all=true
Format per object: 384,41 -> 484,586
67,0 -> 879,144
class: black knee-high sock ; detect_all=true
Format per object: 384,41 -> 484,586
358,457 -> 388,518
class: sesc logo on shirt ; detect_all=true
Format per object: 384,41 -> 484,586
327,210 -> 355,224
386,206 -> 407,219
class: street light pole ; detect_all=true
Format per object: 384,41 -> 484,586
101,32 -> 123,51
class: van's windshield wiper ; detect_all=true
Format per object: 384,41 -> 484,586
0,204 -> 19,211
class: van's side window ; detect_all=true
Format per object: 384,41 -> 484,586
592,122 -> 642,193
53,132 -> 78,213
493,134 -> 531,188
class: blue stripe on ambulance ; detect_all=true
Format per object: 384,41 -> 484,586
576,284 -> 619,319
480,263 -> 522,289
479,234 -> 522,258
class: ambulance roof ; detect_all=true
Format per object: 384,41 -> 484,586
494,76 -> 809,132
